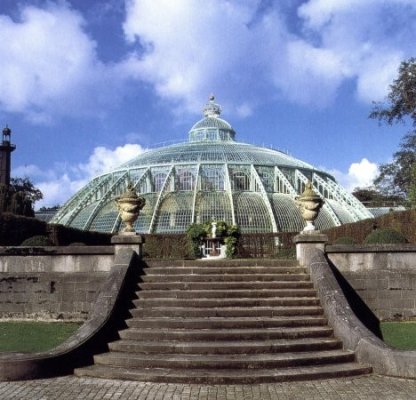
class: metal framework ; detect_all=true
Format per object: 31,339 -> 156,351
51,97 -> 374,234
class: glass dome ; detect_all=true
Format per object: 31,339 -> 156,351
51,96 -> 374,234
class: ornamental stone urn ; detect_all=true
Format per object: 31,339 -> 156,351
115,183 -> 146,233
295,181 -> 324,232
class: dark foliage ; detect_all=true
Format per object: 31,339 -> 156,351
370,58 -> 416,126
333,236 -> 357,245
364,228 -> 408,245
369,58 -> 416,201
324,209 -> 416,244
0,214 -> 111,246
21,235 -> 54,246
373,134 -> 416,199
47,224 -> 111,246
352,187 -> 404,207
236,232 -> 296,258
10,177 -> 43,203
143,234 -> 193,259
0,213 -> 47,246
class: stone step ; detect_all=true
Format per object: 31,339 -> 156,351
143,266 -> 307,275
141,274 -> 310,282
75,362 -> 372,384
145,260 -> 299,268
120,326 -> 334,341
93,350 -> 356,370
137,288 -> 317,299
133,297 -> 320,308
130,306 -> 324,318
125,316 -> 328,329
138,281 -> 314,290
108,337 -> 343,354
73,258 -> 372,384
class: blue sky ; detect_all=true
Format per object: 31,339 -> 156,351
1,0 -> 415,208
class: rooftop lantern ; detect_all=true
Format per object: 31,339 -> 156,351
2,125 -> 12,144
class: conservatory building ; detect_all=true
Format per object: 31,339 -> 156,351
51,97 -> 373,234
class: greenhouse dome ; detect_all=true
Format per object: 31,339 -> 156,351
51,96 -> 374,234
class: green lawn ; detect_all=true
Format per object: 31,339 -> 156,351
0,321 -> 81,353
380,322 -> 416,350
0,321 -> 414,353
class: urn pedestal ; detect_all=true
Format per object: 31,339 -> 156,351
115,183 -> 146,233
295,182 -> 324,233
113,183 -> 146,257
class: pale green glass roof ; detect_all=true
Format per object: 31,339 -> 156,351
51,96 -> 373,234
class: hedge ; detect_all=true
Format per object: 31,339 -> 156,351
0,213 -> 111,246
0,213 -> 47,246
324,209 -> 416,244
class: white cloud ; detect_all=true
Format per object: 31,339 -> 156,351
298,0 -> 416,103
0,3 -> 122,123
13,143 -> 146,208
1,0 -> 416,125
121,0 -> 416,112
78,143 -> 145,177
121,0 -> 287,113
329,158 -> 379,191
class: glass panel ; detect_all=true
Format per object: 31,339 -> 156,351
133,193 -> 158,233
270,194 -> 304,232
89,201 -> 119,232
200,165 -> 224,191
69,203 -> 98,230
233,192 -> 273,233
256,166 -> 274,192
326,199 -> 356,224
154,192 -> 194,233
229,166 -> 251,191
195,191 -> 233,224
176,167 -> 197,191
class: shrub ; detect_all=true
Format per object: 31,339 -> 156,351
0,213 -> 47,246
334,236 -> 357,245
364,228 -> 408,245
186,224 -> 208,258
20,235 -> 54,246
144,234 -> 192,259
186,222 -> 240,258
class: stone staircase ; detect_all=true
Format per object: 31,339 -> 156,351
75,259 -> 371,384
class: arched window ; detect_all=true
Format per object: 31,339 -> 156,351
177,170 -> 195,191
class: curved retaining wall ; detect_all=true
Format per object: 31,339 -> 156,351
326,244 -> 416,320
307,247 -> 416,379
0,248 -> 141,381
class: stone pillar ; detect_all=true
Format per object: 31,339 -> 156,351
111,233 -> 145,258
293,233 -> 328,266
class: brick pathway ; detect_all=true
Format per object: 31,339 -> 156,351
0,375 -> 415,400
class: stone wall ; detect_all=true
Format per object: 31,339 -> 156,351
0,272 -> 107,320
326,244 -> 416,321
0,246 -> 114,320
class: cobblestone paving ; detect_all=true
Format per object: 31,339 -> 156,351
0,375 -> 415,400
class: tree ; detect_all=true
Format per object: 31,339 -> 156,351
0,177 -> 43,217
370,57 -> 416,126
10,177 -> 43,203
352,186 -> 403,206
370,58 -> 416,202
373,133 -> 416,199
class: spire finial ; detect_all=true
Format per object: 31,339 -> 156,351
203,94 -> 221,118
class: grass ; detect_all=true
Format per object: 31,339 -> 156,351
0,321 -> 81,353
0,321 -> 415,353
380,322 -> 416,350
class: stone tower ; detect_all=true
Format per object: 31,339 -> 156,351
0,126 -> 15,187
